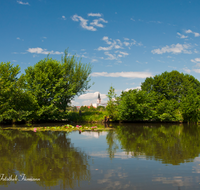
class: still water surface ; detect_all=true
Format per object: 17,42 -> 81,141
0,123 -> 200,189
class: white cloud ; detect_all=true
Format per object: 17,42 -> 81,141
104,52 -> 117,60
124,86 -> 141,91
91,71 -> 153,79
91,59 -> 98,62
191,58 -> 200,63
17,1 -> 29,5
177,32 -> 188,39
119,51 -> 129,56
185,29 -> 200,37
97,39 -> 116,50
97,36 -> 139,51
90,18 -> 108,28
151,43 -> 191,54
194,32 -> 200,37
71,100 -> 80,106
185,29 -> 193,34
124,42 -> 130,46
16,37 -> 20,40
72,14 -> 107,31
78,92 -> 107,103
116,51 -> 129,57
62,16 -> 66,20
88,13 -> 102,17
27,47 -> 63,55
116,39 -> 123,46
114,45 -> 122,49
81,54 -> 87,58
183,67 -> 191,73
102,36 -> 112,45
193,69 -> 200,73
72,14 -> 96,31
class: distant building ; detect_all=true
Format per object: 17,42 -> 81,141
92,103 -> 98,108
81,92 -> 107,108
97,92 -> 101,104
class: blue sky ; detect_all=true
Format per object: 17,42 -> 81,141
1,0 -> 200,106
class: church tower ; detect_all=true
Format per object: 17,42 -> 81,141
97,92 -> 101,104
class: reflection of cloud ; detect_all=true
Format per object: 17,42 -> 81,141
81,131 -> 107,138
97,169 -> 131,189
153,176 -> 195,187
192,157 -> 200,173
90,151 -> 145,159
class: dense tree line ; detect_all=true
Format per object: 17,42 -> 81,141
107,71 -> 200,123
0,51 -> 92,123
1,57 -> 200,124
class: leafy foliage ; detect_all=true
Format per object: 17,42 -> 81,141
23,51 -> 92,121
0,51 -> 92,123
106,86 -> 118,120
0,62 -> 36,122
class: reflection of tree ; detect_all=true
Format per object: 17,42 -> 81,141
106,130 -> 119,160
0,130 -> 90,189
114,124 -> 200,165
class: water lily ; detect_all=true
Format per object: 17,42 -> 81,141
33,128 -> 37,132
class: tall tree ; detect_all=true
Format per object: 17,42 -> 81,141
141,70 -> 200,101
24,51 -> 92,120
0,62 -> 36,122
106,86 -> 118,120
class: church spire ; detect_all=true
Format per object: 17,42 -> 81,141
97,92 -> 101,104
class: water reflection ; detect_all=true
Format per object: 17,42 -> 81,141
106,123 -> 200,165
0,130 -> 90,189
1,123 -> 200,189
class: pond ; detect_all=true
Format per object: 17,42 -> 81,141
0,123 -> 200,189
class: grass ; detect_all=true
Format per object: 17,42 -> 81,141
67,111 -> 107,123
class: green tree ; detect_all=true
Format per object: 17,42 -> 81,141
181,89 -> 200,123
24,51 -> 92,120
0,62 -> 36,123
106,86 -> 118,120
117,89 -> 158,121
141,70 -> 200,122
141,70 -> 200,101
